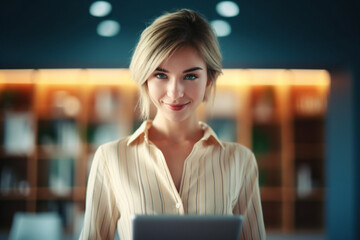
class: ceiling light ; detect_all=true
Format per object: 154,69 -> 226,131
211,20 -> 231,37
89,1 -> 112,17
97,20 -> 120,37
216,1 -> 239,17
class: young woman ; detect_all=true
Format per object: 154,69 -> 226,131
80,9 -> 266,240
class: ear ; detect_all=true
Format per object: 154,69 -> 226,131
143,80 -> 148,91
206,76 -> 213,87
203,78 -> 213,102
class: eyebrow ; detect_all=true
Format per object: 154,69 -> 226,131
155,67 -> 203,73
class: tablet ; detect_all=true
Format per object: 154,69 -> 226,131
132,215 -> 243,240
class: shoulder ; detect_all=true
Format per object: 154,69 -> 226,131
97,136 -> 130,153
221,141 -> 257,169
221,141 -> 254,158
93,136 -> 133,165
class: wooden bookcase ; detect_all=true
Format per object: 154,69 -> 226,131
202,69 -> 329,232
0,69 -> 329,234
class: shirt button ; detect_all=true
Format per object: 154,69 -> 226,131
176,203 -> 181,209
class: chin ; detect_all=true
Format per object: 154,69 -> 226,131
164,114 -> 190,123
161,109 -> 193,123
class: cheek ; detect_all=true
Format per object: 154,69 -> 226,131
147,80 -> 163,101
187,83 -> 207,100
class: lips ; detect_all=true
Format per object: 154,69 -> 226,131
164,102 -> 189,111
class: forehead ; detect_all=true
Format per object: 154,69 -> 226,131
159,45 -> 206,69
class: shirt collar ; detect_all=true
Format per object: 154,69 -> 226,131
198,121 -> 225,149
127,120 -> 225,149
127,120 -> 152,146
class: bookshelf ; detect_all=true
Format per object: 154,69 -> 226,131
0,68 -> 329,234
203,69 -> 329,232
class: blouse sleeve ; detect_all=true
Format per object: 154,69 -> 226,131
79,145 -> 120,240
233,153 -> 266,240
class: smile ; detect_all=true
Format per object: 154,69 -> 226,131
164,102 -> 190,111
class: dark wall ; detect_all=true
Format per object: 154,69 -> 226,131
354,66 -> 360,238
326,66 -> 360,239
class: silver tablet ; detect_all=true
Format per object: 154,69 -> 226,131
132,215 -> 243,240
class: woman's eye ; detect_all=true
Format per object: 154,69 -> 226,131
155,73 -> 167,79
184,74 -> 198,80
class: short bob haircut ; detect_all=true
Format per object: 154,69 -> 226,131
129,9 -> 222,120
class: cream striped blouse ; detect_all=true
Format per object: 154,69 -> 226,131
80,121 -> 266,240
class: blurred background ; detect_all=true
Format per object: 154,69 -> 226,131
0,0 -> 359,239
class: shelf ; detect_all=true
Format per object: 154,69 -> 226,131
0,69 -> 329,234
37,146 -> 80,160
296,188 -> 324,201
0,106 -> 33,113
260,187 -> 297,202
0,187 -> 82,200
36,115 -> 83,121
0,189 -> 31,200
0,148 -> 31,158
293,113 -> 326,119
252,119 -> 281,126
36,187 -> 74,200
86,115 -> 121,124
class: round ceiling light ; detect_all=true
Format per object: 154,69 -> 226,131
211,20 -> 232,37
89,1 -> 112,17
216,1 -> 239,17
97,20 -> 120,37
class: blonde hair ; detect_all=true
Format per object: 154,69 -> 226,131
129,9 -> 222,119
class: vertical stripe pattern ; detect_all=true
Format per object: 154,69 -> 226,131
80,121 -> 266,240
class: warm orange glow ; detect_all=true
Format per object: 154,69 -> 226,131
0,69 -> 330,90
86,69 -> 137,87
34,69 -> 85,85
0,70 -> 34,84
217,69 -> 330,87
217,69 -> 249,86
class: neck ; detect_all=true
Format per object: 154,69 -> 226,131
150,113 -> 202,143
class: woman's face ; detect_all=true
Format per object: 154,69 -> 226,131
147,45 -> 209,123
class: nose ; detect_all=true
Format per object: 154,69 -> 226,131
166,78 -> 184,99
